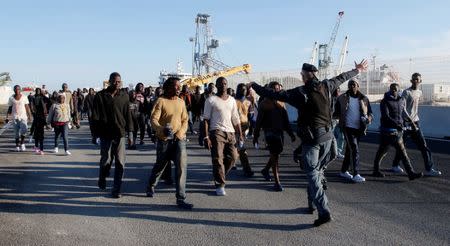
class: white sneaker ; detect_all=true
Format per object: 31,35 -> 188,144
35,148 -> 40,153
53,147 -> 59,153
215,187 -> 226,196
65,150 -> 71,156
15,146 -> 20,152
424,169 -> 442,176
339,171 -> 353,180
20,144 -> 26,151
352,174 -> 366,183
391,165 -> 404,173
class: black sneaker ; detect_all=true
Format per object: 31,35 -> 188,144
98,178 -> 106,190
372,171 -> 385,178
139,140 -> 145,145
308,207 -> 316,214
146,187 -> 155,197
273,183 -> 284,192
408,172 -> 423,181
313,214 -> 332,227
177,200 -> 194,210
261,169 -> 272,181
111,192 -> 121,199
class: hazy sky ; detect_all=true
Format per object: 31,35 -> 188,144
1,0 -> 449,90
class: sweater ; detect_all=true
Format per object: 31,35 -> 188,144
151,97 -> 188,141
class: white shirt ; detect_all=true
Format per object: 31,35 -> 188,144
8,95 -> 29,121
203,95 -> 240,133
345,96 -> 361,129
402,88 -> 422,122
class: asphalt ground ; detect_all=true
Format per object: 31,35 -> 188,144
0,121 -> 448,245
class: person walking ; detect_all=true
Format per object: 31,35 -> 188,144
372,83 -> 423,181
47,93 -> 71,155
250,60 -> 368,226
190,85 -> 202,124
31,88 -> 49,155
145,77 -> 193,209
179,84 -> 196,135
6,85 -> 32,152
390,73 -> 442,176
127,90 -> 139,150
92,72 -> 134,198
135,83 -> 146,145
203,77 -> 243,196
334,79 -> 373,183
198,83 -> 215,146
235,83 -> 254,177
83,88 -> 97,144
61,83 -> 74,129
253,81 -> 296,191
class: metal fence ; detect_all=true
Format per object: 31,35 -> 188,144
225,55 -> 450,103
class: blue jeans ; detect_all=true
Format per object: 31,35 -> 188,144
147,139 -> 188,201
13,119 -> 28,140
333,125 -> 345,156
54,124 -> 69,151
302,138 -> 332,217
99,137 -> 126,193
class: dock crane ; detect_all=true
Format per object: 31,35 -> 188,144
309,11 -> 345,79
181,64 -> 251,89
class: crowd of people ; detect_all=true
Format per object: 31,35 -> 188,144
3,60 -> 443,226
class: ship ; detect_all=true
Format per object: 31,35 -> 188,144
0,72 -> 13,105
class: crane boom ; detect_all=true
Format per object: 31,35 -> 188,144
309,42 -> 318,65
336,36 -> 349,75
327,11 -> 344,61
181,64 -> 251,89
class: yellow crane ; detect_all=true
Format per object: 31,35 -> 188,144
181,64 -> 251,89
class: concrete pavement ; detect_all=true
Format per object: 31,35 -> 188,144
0,122 -> 449,245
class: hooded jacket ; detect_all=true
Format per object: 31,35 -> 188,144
379,91 -> 410,130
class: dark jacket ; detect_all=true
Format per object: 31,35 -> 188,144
83,94 -> 95,117
379,92 -> 410,131
191,93 -> 202,115
335,91 -> 373,134
92,88 -> 133,139
251,69 -> 359,143
254,98 -> 294,139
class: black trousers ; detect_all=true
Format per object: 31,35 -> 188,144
341,127 -> 362,175
392,122 -> 434,171
373,131 -> 416,175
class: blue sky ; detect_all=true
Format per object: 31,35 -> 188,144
1,0 -> 449,90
